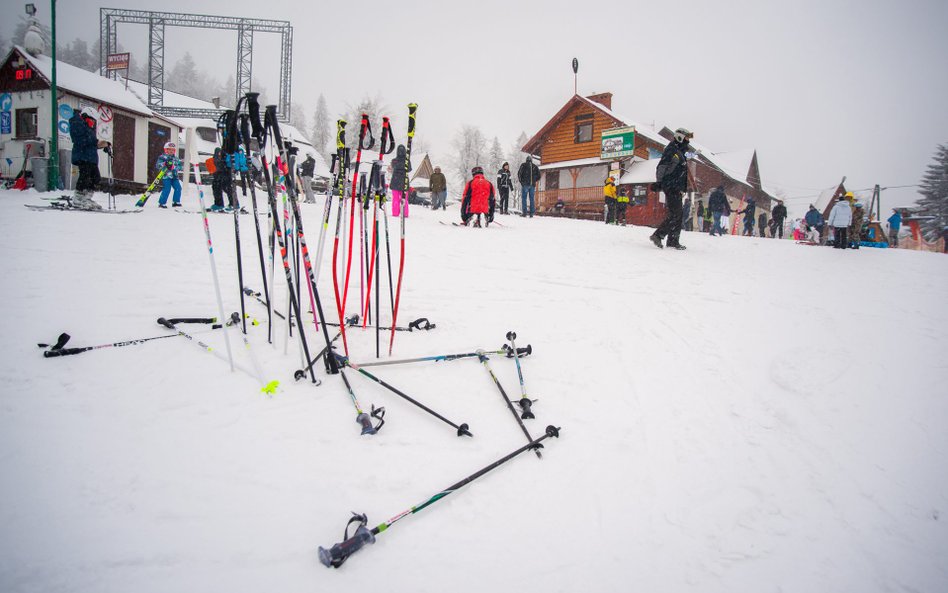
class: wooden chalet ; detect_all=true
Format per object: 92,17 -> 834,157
522,92 -> 777,229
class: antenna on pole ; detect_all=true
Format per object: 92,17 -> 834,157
572,58 -> 578,96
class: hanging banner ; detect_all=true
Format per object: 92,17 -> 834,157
601,126 -> 636,159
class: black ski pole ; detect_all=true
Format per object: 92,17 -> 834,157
239,113 -> 273,344
351,344 -> 531,368
246,92 -> 318,384
292,329 -> 343,380
339,354 -> 472,437
477,350 -> 540,458
318,425 -> 561,568
243,286 -> 286,320
506,331 -> 535,419
39,318 -> 232,358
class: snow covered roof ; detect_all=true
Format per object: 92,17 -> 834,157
617,159 -> 659,185
124,79 -> 224,112
708,149 -> 756,184
16,47 -> 153,117
574,95 -> 668,146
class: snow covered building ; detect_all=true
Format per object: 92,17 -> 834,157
522,92 -> 776,228
0,46 -> 182,190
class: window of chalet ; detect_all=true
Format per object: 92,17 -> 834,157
574,113 -> 593,144
15,108 -> 38,139
545,171 -> 559,191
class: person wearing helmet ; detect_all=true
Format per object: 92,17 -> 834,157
603,176 -> 618,224
616,185 -> 630,226
155,142 -> 183,208
649,127 -> 693,249
461,166 -> 495,228
67,106 -> 110,210
770,199 -> 788,238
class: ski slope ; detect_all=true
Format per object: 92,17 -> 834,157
1,187 -> 946,593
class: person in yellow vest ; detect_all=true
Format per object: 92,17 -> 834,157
616,185 -> 630,226
604,176 -> 618,224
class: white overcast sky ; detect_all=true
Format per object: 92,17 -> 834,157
5,0 -> 947,214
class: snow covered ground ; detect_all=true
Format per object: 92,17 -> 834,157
1,186 -> 946,593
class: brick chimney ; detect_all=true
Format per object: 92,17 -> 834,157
586,92 -> 613,110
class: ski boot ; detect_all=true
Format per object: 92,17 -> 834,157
72,191 -> 103,211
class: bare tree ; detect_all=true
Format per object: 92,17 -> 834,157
450,124 -> 488,186
341,94 -> 389,153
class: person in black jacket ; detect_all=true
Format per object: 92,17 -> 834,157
210,148 -> 234,211
68,107 -> 110,210
517,156 -> 540,217
649,128 -> 693,249
299,154 -> 317,203
496,162 -> 514,214
708,185 -> 730,236
736,198 -> 756,236
771,200 -> 788,238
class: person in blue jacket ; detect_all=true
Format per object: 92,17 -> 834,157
155,142 -> 183,208
68,106 -> 110,210
887,209 -> 902,247
804,204 -> 825,243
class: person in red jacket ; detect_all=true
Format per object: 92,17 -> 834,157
461,166 -> 496,228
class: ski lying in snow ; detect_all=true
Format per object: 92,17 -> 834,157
25,204 -> 142,214
439,221 -> 503,228
177,208 -> 250,215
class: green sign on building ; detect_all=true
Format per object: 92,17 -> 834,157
601,126 -> 636,159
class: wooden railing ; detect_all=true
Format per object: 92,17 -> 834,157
537,186 -> 603,212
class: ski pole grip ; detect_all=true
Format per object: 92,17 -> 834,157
43,346 -> 91,358
265,106 -> 284,151
156,317 -> 176,330
239,114 -> 251,151
356,413 -> 377,436
318,525 -> 376,568
245,92 -> 262,138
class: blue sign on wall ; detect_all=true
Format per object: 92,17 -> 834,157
59,103 -> 73,119
1,112 -> 11,135
0,93 -> 12,112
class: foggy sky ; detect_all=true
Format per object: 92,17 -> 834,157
5,0 -> 947,215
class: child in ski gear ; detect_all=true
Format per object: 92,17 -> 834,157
461,166 -> 495,227
496,163 -> 514,214
616,186 -> 630,225
827,195 -> 853,249
650,128 -> 693,249
299,154 -> 317,203
604,176 -> 617,224
736,198 -> 756,236
887,209 -> 902,247
430,166 -> 447,210
681,196 -> 693,231
758,212 -> 768,237
210,147 -> 234,211
850,202 -> 865,249
390,144 -> 412,217
155,142 -> 183,208
518,156 -> 540,217
804,204 -> 824,243
68,107 -> 109,210
708,184 -> 730,236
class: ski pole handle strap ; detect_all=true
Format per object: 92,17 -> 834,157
318,517 -> 376,568
408,318 -> 435,331
359,114 -> 375,151
43,346 -> 92,358
265,106 -> 284,152
246,92 -> 263,139
381,117 -> 395,155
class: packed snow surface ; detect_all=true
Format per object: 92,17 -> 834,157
1,187 -> 946,593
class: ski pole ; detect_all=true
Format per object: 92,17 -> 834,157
318,425 -> 561,568
389,103 -> 417,355
330,120 -> 352,355
134,169 -> 167,207
292,329 -> 343,380
350,344 -> 531,368
506,331 -> 534,419
239,114 -> 273,344
243,286 -> 286,321
324,315 -> 434,333
477,350 -> 541,458
193,165 -> 236,372
39,318 -> 231,358
246,92 -> 319,384
156,317 -> 262,383
339,368 -> 385,435
339,355 -> 472,437
363,117 -> 395,328
343,115 -> 373,318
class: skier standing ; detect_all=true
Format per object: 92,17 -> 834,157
887,209 -> 902,247
850,202 -> 865,249
68,107 -> 110,210
299,154 -> 317,203
155,142 -> 183,208
603,176 -> 617,224
517,156 -> 540,217
827,195 -> 853,249
708,184 -> 730,237
430,166 -> 447,210
758,212 -> 768,238
461,166 -> 495,228
390,144 -> 412,218
682,195 -> 693,231
210,147 -> 233,212
771,199 -> 788,238
616,185 -> 630,225
737,198 -> 756,236
496,162 -> 514,214
649,127 -> 693,249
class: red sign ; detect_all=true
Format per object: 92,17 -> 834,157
97,104 -> 113,123
15,68 -> 33,80
106,53 -> 130,71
